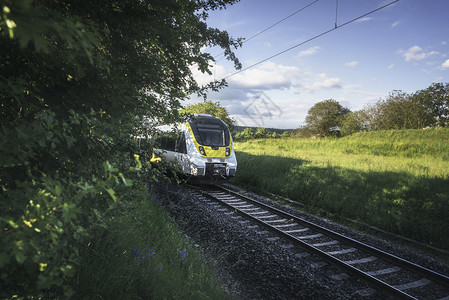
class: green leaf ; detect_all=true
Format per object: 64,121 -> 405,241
134,154 -> 142,170
119,173 -> 133,187
15,251 -> 26,264
7,219 -> 19,229
105,188 -> 117,202
103,161 -> 118,173
62,203 -> 79,222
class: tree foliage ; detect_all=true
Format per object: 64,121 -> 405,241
333,83 -> 448,137
180,100 -> 236,131
0,0 -> 240,298
412,82 -> 449,127
235,127 -> 256,139
355,84 -> 448,133
234,127 -> 294,140
340,111 -> 366,136
371,91 -> 432,130
304,99 -> 350,137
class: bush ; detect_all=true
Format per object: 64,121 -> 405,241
0,107 -> 143,297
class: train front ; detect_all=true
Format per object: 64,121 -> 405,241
185,114 -> 237,179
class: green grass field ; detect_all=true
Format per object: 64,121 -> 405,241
231,128 -> 449,250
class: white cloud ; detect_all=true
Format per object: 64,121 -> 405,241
310,75 -> 341,90
227,61 -> 342,94
345,61 -> 358,67
355,17 -> 372,23
297,46 -> 320,58
391,21 -> 400,28
188,61 -> 343,128
190,63 -> 226,86
442,59 -> 449,69
399,45 -> 439,62
229,61 -> 299,90
402,45 -> 425,61
387,64 -> 395,70
441,41 -> 447,45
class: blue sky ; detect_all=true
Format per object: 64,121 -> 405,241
188,0 -> 449,129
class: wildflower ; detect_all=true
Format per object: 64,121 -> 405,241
177,248 -> 188,264
198,286 -> 206,295
133,244 -> 156,262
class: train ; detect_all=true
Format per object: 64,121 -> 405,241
149,114 -> 237,182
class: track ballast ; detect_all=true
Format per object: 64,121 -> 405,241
187,183 -> 449,300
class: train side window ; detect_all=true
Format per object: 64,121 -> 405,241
155,134 -> 177,152
176,132 -> 187,154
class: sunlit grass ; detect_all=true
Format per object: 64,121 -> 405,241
231,128 -> 449,250
236,128 -> 449,177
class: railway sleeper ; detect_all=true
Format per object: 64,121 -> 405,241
394,278 -> 430,291
273,223 -> 298,228
366,266 -> 401,276
284,228 -> 309,234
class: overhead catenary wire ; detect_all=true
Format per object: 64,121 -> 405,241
240,0 -> 320,45
213,0 -> 320,62
223,0 -> 400,80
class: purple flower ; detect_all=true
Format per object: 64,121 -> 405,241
133,244 -> 156,262
177,248 -> 188,264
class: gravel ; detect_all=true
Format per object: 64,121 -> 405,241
150,180 -> 449,299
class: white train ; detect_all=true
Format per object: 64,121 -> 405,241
152,114 -> 237,182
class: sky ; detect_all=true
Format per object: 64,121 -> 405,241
187,0 -> 449,129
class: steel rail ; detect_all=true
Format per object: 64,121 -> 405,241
186,183 -> 449,299
200,187 -> 414,299
214,185 -> 449,289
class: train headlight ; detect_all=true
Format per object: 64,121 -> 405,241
198,146 -> 206,156
225,147 -> 231,157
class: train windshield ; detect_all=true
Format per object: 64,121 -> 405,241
189,117 -> 230,147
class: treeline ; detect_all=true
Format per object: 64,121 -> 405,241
234,127 -> 296,140
300,82 -> 449,138
231,82 -> 448,140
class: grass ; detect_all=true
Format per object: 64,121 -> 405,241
76,183 -> 232,299
231,128 -> 449,251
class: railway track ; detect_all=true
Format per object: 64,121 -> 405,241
187,183 -> 449,300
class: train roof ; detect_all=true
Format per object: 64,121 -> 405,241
152,114 -> 227,133
193,113 -> 213,117
188,114 -> 226,125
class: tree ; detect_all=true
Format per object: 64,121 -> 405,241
412,82 -> 449,127
365,90 -> 432,130
340,111 -> 366,136
255,127 -> 269,138
281,130 -> 292,138
0,0 -> 241,298
234,127 -> 254,140
180,100 -> 236,131
304,99 -> 350,137
295,125 -> 314,138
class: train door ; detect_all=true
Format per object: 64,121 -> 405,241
174,131 -> 189,173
